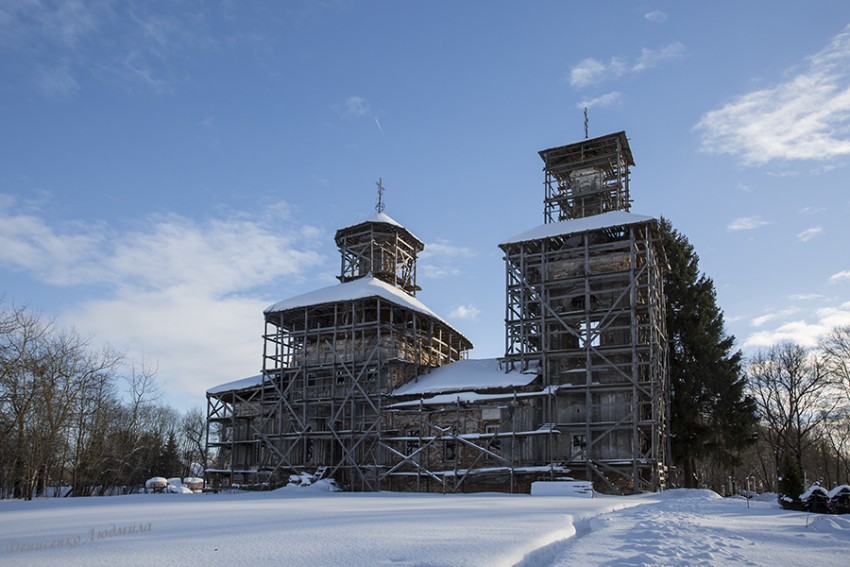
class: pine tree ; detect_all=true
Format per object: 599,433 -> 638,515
660,218 -> 757,489
157,431 -> 182,479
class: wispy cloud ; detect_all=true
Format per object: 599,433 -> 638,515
449,304 -> 480,320
569,42 -> 685,88
342,96 -> 370,117
570,57 -> 625,89
829,270 -> 850,283
418,264 -> 460,280
0,0 -> 103,51
751,307 -> 800,328
577,91 -> 623,110
751,314 -> 778,327
418,239 -> 475,280
34,60 -> 81,98
789,293 -> 825,301
727,216 -> 769,231
796,226 -> 823,242
2,1 -> 220,97
633,42 -> 685,72
644,11 -> 668,24
696,23 -> 850,164
421,240 -> 476,259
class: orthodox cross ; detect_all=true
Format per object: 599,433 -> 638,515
584,107 -> 589,139
375,177 -> 385,213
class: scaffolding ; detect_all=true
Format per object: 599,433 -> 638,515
380,387 -> 569,494
335,214 -> 423,295
206,132 -> 669,494
541,131 -> 633,222
206,210 -> 472,491
500,132 -> 668,493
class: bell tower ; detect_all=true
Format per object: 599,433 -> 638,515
540,131 -> 633,222
334,179 -> 424,296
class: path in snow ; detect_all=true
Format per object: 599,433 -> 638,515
551,490 -> 850,567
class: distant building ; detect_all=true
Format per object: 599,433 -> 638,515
206,132 -> 668,493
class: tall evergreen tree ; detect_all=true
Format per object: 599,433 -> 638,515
660,218 -> 757,489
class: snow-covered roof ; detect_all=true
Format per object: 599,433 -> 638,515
391,358 -> 538,397
500,211 -> 657,246
207,374 -> 263,395
337,212 -> 423,243
266,277 -> 432,319
800,484 -> 829,500
387,386 -> 556,408
264,277 -> 469,345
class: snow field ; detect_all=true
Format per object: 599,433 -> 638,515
1,488 -> 847,567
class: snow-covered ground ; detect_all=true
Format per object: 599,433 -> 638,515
1,488 -> 847,566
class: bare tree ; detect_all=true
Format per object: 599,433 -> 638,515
179,407 -> 209,477
821,325 -> 850,401
1,302 -> 128,498
818,325 -> 850,484
748,342 -> 838,490
0,304 -> 52,498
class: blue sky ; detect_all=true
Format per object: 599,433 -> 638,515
2,1 -> 850,410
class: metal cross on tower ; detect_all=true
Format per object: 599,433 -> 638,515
584,107 -> 589,139
375,177 -> 385,213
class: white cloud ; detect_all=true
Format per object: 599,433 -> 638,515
829,270 -> 850,283
751,314 -> 777,327
569,42 -> 684,88
570,57 -> 622,88
727,216 -> 769,231
743,304 -> 850,348
796,226 -> 823,242
751,307 -> 800,327
449,304 -> 480,320
633,42 -> 685,72
696,24 -> 850,164
0,196 -> 327,404
645,11 -> 667,23
577,91 -> 623,110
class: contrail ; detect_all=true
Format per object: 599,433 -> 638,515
374,116 -> 384,135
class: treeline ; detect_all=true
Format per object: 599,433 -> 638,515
662,219 -> 850,495
0,302 -> 207,499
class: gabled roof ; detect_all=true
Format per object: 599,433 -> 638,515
391,358 -> 538,397
500,210 -> 657,246
207,374 -> 263,395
